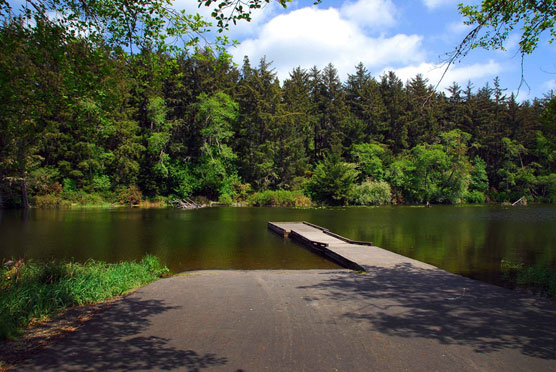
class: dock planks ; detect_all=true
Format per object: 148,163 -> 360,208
268,221 -> 436,272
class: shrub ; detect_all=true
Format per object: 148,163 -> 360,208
117,185 -> 143,206
32,194 -> 62,208
218,193 -> 233,205
248,190 -> 311,207
350,180 -> 391,205
92,175 -> 111,193
305,151 -> 358,205
518,267 -> 556,297
230,182 -> 252,202
77,192 -> 104,205
464,190 -> 486,204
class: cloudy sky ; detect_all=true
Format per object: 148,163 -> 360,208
176,0 -> 555,100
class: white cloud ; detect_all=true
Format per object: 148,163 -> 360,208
501,33 -> 520,52
232,6 -> 423,81
172,0 -> 280,39
423,0 -> 458,10
543,79 -> 556,91
380,60 -> 503,91
224,2 -> 281,39
447,20 -> 470,35
509,89 -> 531,102
340,0 -> 397,29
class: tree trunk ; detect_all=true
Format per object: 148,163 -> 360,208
17,142 -> 29,209
20,174 -> 29,209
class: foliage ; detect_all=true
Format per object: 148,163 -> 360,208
0,7 -> 555,207
537,174 -> 556,203
218,193 -> 234,205
464,190 -> 486,204
350,180 -> 391,206
117,185 -> 143,206
469,156 -> 489,194
32,194 -> 63,209
458,0 -> 556,56
0,256 -> 169,340
92,175 -> 112,193
168,161 -> 198,199
305,150 -> 359,205
351,143 -> 388,181
248,190 -> 311,207
0,0 -> 230,55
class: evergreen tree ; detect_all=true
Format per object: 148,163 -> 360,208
345,63 -> 388,144
380,71 -> 408,153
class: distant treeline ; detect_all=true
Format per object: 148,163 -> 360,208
1,18 -> 555,208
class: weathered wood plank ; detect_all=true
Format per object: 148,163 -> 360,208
268,221 -> 437,272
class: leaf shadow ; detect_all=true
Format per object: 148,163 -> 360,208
20,297 -> 228,371
299,263 -> 556,360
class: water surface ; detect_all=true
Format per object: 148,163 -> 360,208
1,206 -> 555,285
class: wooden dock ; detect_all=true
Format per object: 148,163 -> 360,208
268,221 -> 436,272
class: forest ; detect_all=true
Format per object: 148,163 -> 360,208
1,3 -> 556,208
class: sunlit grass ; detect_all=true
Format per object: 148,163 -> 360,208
0,255 -> 169,340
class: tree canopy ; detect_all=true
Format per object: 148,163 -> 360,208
1,0 -> 555,208
458,0 -> 556,56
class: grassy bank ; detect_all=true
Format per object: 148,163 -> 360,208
501,260 -> 556,297
0,256 -> 169,340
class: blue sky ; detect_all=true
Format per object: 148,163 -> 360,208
175,0 -> 555,101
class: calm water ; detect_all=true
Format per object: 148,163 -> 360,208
1,206 -> 555,284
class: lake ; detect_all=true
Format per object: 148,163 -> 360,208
1,206 -> 555,286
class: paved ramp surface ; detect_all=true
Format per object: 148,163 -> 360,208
19,269 -> 556,371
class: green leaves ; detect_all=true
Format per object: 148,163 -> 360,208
306,150 -> 359,205
458,0 -> 556,55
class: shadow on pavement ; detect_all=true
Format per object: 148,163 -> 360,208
299,263 -> 556,360
21,297 -> 228,371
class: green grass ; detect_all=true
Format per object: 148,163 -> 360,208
0,255 -> 169,340
501,259 -> 556,297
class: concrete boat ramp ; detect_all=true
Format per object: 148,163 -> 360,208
15,222 -> 556,371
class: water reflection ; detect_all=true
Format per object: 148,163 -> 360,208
0,206 -> 555,282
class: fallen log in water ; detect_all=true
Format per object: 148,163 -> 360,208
168,198 -> 204,209
512,196 -> 527,206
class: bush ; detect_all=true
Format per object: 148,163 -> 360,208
305,151 -> 359,205
537,174 -> 556,203
77,192 -> 104,205
517,267 -> 556,297
230,182 -> 252,202
63,178 -> 77,193
248,190 -> 312,207
464,190 -> 486,204
218,193 -> 233,205
350,180 -> 391,205
92,175 -> 111,193
32,194 -> 62,208
116,185 -> 143,206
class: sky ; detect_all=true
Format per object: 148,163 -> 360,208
174,0 -> 556,101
